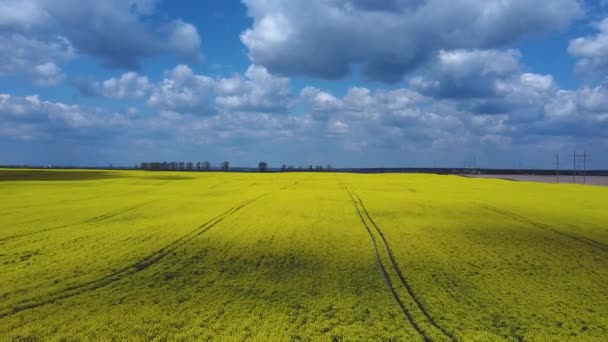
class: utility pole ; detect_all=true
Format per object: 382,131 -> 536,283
572,150 -> 576,183
583,151 -> 587,184
555,153 -> 559,184
571,151 -> 588,184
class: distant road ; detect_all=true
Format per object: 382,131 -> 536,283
466,174 -> 608,186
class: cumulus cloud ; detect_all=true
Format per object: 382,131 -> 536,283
3,75 -> 608,167
0,0 -> 202,81
148,65 -> 215,112
0,92 -> 152,164
241,0 -> 582,82
168,20 -> 203,64
405,48 -> 561,125
0,34 -> 74,84
102,72 -> 152,99
87,64 -> 293,115
410,49 -> 521,99
33,62 -> 65,87
0,94 -> 97,135
569,18 -> 608,81
82,72 -> 152,99
299,87 -> 343,114
215,65 -> 292,113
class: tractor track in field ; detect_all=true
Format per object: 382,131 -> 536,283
345,187 -> 455,342
482,205 -> 608,252
84,202 -> 149,223
0,202 -> 150,245
353,192 -> 456,341
345,190 -> 427,340
0,188 -> 152,216
0,196 -> 264,319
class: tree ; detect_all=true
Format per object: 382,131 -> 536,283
326,164 -> 332,171
258,161 -> 268,172
281,164 -> 287,172
196,162 -> 201,170
140,162 -> 149,170
178,162 -> 185,170
186,162 -> 193,170
220,161 -> 229,172
203,161 -> 211,171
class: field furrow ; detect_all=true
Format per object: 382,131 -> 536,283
346,186 -> 457,342
0,196 -> 263,319
481,204 -> 608,252
353,192 -> 457,342
0,202 -> 151,246
1,170 -> 606,340
346,190 -> 428,340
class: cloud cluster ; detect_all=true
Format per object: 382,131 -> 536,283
0,0 -> 202,85
4,52 -> 608,167
569,18 -> 608,81
241,0 -> 582,82
0,93 -> 107,143
215,65 -> 292,113
409,49 -> 522,99
2,2 -> 608,167
88,64 -> 292,114
0,34 -> 73,86
147,65 -> 215,112
83,72 -> 152,100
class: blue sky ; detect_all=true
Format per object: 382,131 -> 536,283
1,0 -> 608,168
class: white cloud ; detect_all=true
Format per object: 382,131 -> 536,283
148,65 -> 214,112
168,20 -> 203,64
410,49 -> 522,98
3,78 -> 608,167
33,62 -> 65,86
0,93 -> 99,137
0,0 -> 202,80
0,34 -> 74,84
215,65 -> 291,113
299,87 -> 343,113
100,72 -> 152,99
569,18 -> 608,80
241,0 -> 582,82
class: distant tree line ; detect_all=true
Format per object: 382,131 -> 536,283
281,164 -> 332,172
139,161 -> 216,171
138,161 -> 333,172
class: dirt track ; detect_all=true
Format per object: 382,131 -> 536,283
465,175 -> 608,187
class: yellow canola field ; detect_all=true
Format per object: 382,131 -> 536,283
0,169 -> 606,341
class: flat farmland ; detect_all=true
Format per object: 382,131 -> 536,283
0,169 -> 606,341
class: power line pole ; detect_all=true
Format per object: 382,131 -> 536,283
583,151 -> 587,184
572,150 -> 576,183
571,151 -> 588,184
555,153 -> 559,184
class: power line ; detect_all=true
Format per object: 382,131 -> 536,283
570,151 -> 588,184
555,153 -> 559,184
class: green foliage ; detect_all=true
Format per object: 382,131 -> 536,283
0,170 -> 606,341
